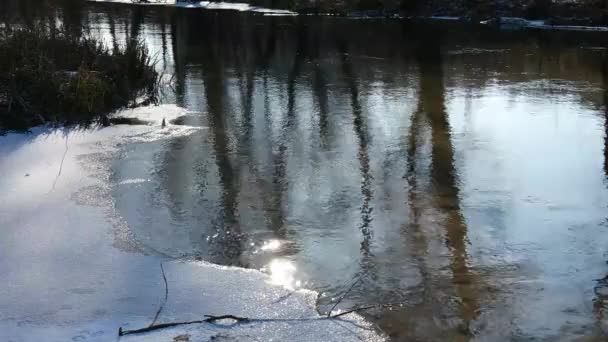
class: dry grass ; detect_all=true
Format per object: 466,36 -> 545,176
0,26 -> 159,130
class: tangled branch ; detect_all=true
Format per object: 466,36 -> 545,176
117,303 -> 406,337
119,315 -> 250,336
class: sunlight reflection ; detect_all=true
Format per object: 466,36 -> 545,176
264,259 -> 298,290
261,239 -> 281,252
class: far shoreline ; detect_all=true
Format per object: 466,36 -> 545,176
89,0 -> 608,33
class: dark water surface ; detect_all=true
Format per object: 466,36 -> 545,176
9,2 -> 608,340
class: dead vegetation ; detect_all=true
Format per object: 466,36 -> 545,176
0,25 -> 159,130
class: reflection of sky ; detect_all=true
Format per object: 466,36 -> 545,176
449,86 -> 608,337
451,87 -> 607,249
93,6 -> 608,339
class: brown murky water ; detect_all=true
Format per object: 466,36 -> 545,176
7,1 -> 608,340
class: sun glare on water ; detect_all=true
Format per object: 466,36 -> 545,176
261,239 -> 282,251
264,259 -> 300,290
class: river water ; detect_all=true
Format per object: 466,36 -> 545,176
8,1 -> 608,340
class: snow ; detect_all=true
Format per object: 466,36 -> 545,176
532,23 -> 608,32
0,105 -> 384,342
429,16 -> 460,21
480,16 -> 608,32
87,0 -> 297,16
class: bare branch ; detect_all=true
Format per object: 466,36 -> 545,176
327,272 -> 365,317
119,315 -> 251,336
330,302 -> 407,319
149,262 -> 168,327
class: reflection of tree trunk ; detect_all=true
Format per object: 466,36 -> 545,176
338,40 -> 373,258
107,8 -> 118,50
129,6 -> 144,41
605,106 -> 608,181
260,70 -> 287,235
260,20 -> 277,71
405,108 -> 421,189
404,101 -> 433,307
285,25 -> 307,127
595,54 -> 608,340
416,37 -> 479,334
240,18 -> 272,148
266,23 -> 307,236
0,1 -> 7,28
312,35 -> 330,148
259,18 -> 277,125
160,14 -> 168,71
200,18 -> 241,266
258,19 -> 277,122
246,22 -> 286,237
61,0 -> 84,38
207,80 -> 238,228
241,59 -> 255,142
47,5 -> 57,40
603,56 -> 608,179
170,13 -> 186,106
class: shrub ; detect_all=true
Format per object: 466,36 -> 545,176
0,26 -> 159,129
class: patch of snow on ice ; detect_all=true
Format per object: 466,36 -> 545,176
115,104 -> 192,125
118,178 -> 150,185
114,104 -> 205,142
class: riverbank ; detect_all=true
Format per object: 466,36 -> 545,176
0,105 -> 384,342
90,0 -> 608,31
0,27 -> 158,131
88,0 -> 297,14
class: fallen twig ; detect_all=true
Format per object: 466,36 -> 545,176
48,134 -> 69,193
271,292 -> 294,304
118,261 -> 399,338
117,303 -> 408,337
149,262 -> 168,327
119,315 -> 251,336
327,272 -> 365,317
331,302 -> 407,319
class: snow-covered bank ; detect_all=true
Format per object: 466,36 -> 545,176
88,0 -> 297,15
0,105 -> 383,342
479,17 -> 608,32
426,16 -> 608,32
